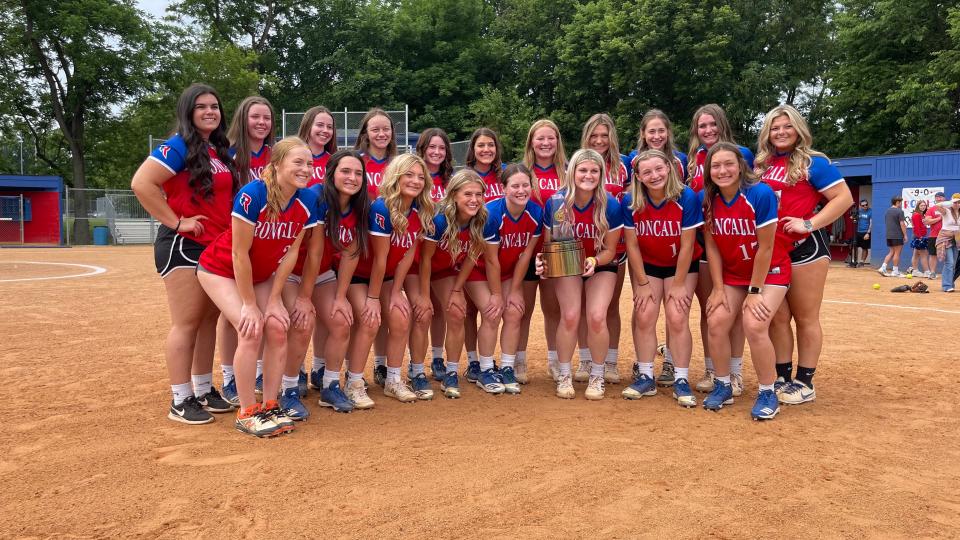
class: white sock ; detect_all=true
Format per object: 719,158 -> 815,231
704,357 -> 714,371
281,375 -> 298,391
590,362 -> 604,377
675,367 -> 689,381
716,374 -> 731,384
171,382 -> 193,405
578,348 -> 591,364
191,373 -> 212,397
664,347 -> 674,363
467,351 -> 478,364
605,349 -> 618,366
637,362 -> 654,378
411,363 -> 425,375
432,346 -> 444,359
759,383 -> 775,392
386,366 -> 401,383
347,371 -> 363,383
221,365 -> 235,385
256,359 -> 264,378
479,355 -> 495,371
892,266 -> 900,273
501,353 -> 516,368
323,369 -> 340,388
558,362 -> 572,376
879,263 -> 887,271
730,357 -> 743,376
313,356 -> 325,373
447,361 -> 460,373
374,355 -> 386,368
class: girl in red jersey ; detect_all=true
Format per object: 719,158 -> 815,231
521,120 -> 567,383
298,106 -> 338,187
219,96 -> 276,405
687,104 -> 754,396
295,106 -> 339,392
413,170 -> 488,399
352,154 -> 435,402
196,137 -> 320,437
579,114 -> 630,384
754,105 -> 852,406
132,83 -> 239,425
414,128 -> 455,381
475,164 -> 543,394
632,109 -> 688,387
701,142 -> 790,421
537,149 -> 625,400
354,108 -> 397,197
620,150 -> 701,406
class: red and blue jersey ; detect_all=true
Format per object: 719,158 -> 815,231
621,187 -> 704,267
482,198 -> 543,278
363,154 -> 390,198
149,134 -> 235,246
291,183 -> 328,276
200,180 -> 319,283
533,164 -> 562,205
327,207 -> 359,272
355,198 -> 423,279
703,182 -> 790,287
603,157 -> 629,200
627,149 -> 688,180
248,144 -> 270,183
760,153 -> 844,244
688,145 -> 755,193
309,151 -> 330,187
430,172 -> 447,202
474,164 -> 506,202
543,190 -> 623,257
425,213 -> 473,274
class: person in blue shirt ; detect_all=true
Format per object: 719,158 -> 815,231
856,199 -> 872,265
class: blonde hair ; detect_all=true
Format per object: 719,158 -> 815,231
754,104 -> 828,186
580,113 -> 621,169
523,119 -> 568,201
438,169 -> 487,263
687,104 -> 736,177
260,137 -> 309,220
564,149 -> 610,246
378,153 -> 435,237
630,149 -> 684,214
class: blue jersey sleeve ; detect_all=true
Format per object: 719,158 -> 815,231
606,194 -> 623,230
231,181 -> 267,225
738,145 -> 755,169
808,156 -> 844,191
427,214 -> 448,242
483,200 -> 503,243
619,192 -> 635,228
674,150 -> 688,178
149,134 -> 187,175
299,188 -> 321,228
530,202 -> 544,236
679,187 -> 704,229
620,153 -> 632,183
748,183 -> 779,228
369,198 -> 392,237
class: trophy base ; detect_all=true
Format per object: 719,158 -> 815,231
543,239 -> 585,278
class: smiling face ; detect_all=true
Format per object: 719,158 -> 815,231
334,156 -> 364,197
503,172 -> 532,207
532,127 -> 558,163
277,146 -> 313,190
587,124 -> 610,155
697,113 -> 720,147
636,156 -> 670,194
643,118 -> 668,151
246,103 -> 272,145
573,158 -> 602,193
455,181 -> 485,220
366,114 -> 392,154
399,163 -> 426,200
473,136 -> 497,168
309,112 -> 335,151
191,93 -> 221,139
709,149 -> 741,192
769,114 -> 799,153
424,136 -> 446,170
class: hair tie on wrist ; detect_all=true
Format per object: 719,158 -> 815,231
175,219 -> 182,232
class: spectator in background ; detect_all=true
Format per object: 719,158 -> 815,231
935,193 -> 960,292
856,199 -> 872,265
908,200 -> 930,277
923,192 -> 946,279
878,195 -> 907,277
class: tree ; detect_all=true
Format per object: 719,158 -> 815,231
0,0 -> 155,242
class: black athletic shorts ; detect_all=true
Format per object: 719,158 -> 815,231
524,256 -> 539,282
583,263 -> 619,280
154,225 -> 206,277
886,238 -> 904,247
644,259 -> 701,280
791,228 -> 831,266
855,231 -> 870,249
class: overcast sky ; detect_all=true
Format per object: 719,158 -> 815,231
136,0 -> 171,19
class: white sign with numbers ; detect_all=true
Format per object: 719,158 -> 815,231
902,187 -> 943,228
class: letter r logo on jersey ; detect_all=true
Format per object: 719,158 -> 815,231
239,193 -> 252,214
375,214 -> 385,230
159,145 -> 170,159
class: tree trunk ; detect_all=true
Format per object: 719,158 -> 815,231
69,137 -> 90,245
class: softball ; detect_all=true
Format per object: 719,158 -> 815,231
905,273 -> 913,279
873,283 -> 881,290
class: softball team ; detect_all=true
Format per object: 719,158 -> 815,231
139,86 -> 854,435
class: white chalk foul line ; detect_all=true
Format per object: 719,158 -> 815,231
0,261 -> 108,283
824,299 -> 960,315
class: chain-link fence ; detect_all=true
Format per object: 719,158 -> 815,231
280,106 -> 412,153
64,187 -> 158,245
450,140 -> 471,169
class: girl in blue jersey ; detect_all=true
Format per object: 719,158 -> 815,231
537,149 -> 625,400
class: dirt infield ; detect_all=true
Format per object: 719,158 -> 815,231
2,246 -> 959,539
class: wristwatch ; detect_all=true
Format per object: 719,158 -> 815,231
803,219 -> 814,232
747,286 -> 762,295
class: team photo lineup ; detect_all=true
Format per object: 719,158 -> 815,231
131,82 -> 854,437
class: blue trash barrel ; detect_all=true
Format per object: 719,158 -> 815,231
93,226 -> 109,245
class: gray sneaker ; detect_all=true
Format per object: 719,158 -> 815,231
656,361 -> 675,387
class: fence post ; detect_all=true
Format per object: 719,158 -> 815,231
64,187 -> 71,245
18,194 -> 24,244
405,103 -> 410,153
148,134 -> 153,155
282,109 -> 287,139
343,107 -> 349,148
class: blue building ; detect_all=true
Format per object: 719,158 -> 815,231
834,150 -> 960,266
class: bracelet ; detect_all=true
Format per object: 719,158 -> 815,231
452,289 -> 462,293
637,281 -> 650,287
585,256 -> 597,267
367,295 -> 379,300
174,219 -> 182,232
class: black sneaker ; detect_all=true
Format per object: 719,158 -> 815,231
373,365 -> 387,386
197,387 -> 235,413
168,396 -> 214,425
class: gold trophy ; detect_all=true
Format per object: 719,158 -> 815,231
542,193 -> 584,278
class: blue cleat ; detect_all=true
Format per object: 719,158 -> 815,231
318,381 -> 354,413
222,378 -> 240,407
672,378 -> 696,408
441,371 -> 461,399
298,370 -> 309,398
279,387 -> 309,421
410,373 -> 435,400
465,361 -> 481,383
622,374 -> 657,399
310,367 -> 325,391
751,389 -> 780,420
431,357 -> 446,381
703,380 -> 734,411
476,368 -> 505,394
500,366 -> 521,394
254,373 -> 263,395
